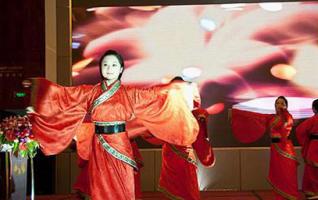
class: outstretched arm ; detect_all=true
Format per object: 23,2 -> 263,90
125,81 -> 199,146
28,78 -> 95,155
231,108 -> 271,143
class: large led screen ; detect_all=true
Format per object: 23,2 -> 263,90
72,2 -> 318,147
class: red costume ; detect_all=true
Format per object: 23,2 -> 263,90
29,78 -> 199,200
158,108 -> 215,200
73,127 -> 144,199
130,139 -> 143,199
158,143 -> 200,200
296,114 -> 318,198
191,108 -> 215,168
231,108 -> 299,200
73,157 -> 90,196
156,81 -> 214,200
72,122 -> 93,197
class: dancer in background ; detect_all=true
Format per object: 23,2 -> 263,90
231,96 -> 299,200
158,107 -> 214,200
27,50 -> 199,200
158,78 -> 215,200
296,99 -> 318,199
125,77 -> 215,200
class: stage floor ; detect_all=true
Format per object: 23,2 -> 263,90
26,191 -> 305,200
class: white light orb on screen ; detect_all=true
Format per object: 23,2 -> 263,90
72,33 -> 86,39
72,42 -> 81,49
181,67 -> 202,82
259,3 -> 282,12
270,63 -> 296,80
220,3 -> 246,9
199,18 -> 217,31
86,7 -> 98,12
72,71 -> 80,77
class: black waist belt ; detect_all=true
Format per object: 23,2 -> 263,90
271,138 -> 281,143
271,137 -> 290,143
95,124 -> 126,134
309,134 -> 318,140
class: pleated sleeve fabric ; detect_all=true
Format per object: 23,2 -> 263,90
296,116 -> 316,146
296,115 -> 318,163
231,108 -> 271,143
125,82 -> 199,146
29,78 -> 96,155
192,108 -> 215,167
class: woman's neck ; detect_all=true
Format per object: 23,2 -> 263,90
105,79 -> 117,86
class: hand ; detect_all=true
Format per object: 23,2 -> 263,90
26,106 -> 35,114
279,106 -> 287,112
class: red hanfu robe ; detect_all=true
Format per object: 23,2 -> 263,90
127,108 -> 214,200
231,108 -> 299,200
130,139 -> 143,199
73,156 -> 90,196
158,144 -> 200,200
29,78 -> 199,200
73,127 -> 144,199
72,122 -> 94,197
155,82 -> 214,200
192,108 -> 215,167
158,107 -> 214,200
296,114 -> 318,198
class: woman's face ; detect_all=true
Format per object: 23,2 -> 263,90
101,55 -> 123,82
275,98 -> 287,113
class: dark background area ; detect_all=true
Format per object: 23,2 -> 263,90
0,0 -> 54,195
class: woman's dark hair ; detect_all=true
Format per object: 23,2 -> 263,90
99,49 -> 125,80
171,76 -> 184,82
275,96 -> 288,108
312,99 -> 318,112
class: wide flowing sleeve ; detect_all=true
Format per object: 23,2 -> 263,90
29,78 -> 95,155
75,121 -> 95,160
192,108 -> 215,167
125,118 -> 148,139
295,117 -> 312,147
126,118 -> 165,145
126,83 -> 199,146
231,108 -> 270,143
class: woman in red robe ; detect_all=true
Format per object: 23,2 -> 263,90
158,143 -> 199,200
296,99 -> 318,198
158,82 -> 215,200
126,81 -> 215,200
73,125 -> 144,199
28,50 -> 199,200
158,107 -> 215,200
231,96 -> 299,200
